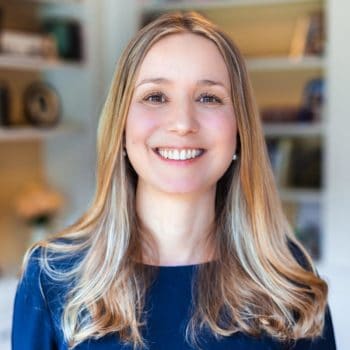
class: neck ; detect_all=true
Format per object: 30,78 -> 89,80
135,180 -> 217,266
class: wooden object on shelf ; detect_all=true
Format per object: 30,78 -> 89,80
289,13 -> 311,58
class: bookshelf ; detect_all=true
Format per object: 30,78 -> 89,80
0,0 -> 92,275
139,0 -> 326,261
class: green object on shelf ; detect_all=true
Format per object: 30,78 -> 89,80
43,18 -> 83,61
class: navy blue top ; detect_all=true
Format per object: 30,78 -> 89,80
12,247 -> 336,350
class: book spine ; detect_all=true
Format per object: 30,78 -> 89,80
0,30 -> 57,58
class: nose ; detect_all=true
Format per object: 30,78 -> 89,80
166,98 -> 200,135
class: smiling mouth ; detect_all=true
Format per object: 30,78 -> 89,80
153,147 -> 205,161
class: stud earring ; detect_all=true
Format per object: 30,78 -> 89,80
122,148 -> 126,157
232,153 -> 237,160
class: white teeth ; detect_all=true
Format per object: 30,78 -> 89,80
157,148 -> 203,160
173,149 -> 180,160
180,149 -> 186,160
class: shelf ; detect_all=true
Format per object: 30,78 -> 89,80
263,122 -> 324,136
280,188 -> 323,202
246,55 -> 325,72
142,0 -> 323,12
0,0 -> 82,4
0,54 -> 83,71
32,0 -> 82,3
0,123 -> 84,142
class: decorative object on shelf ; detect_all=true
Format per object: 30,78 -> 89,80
0,81 -> 11,126
260,106 -> 300,123
289,10 -> 325,59
13,181 -> 65,245
304,11 -> 325,56
0,30 -> 58,58
297,77 -> 324,122
23,81 -> 61,127
43,18 -> 83,61
267,137 -> 321,189
260,78 -> 324,124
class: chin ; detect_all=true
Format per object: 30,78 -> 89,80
155,180 -> 215,196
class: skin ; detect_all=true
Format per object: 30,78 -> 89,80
125,33 -> 237,266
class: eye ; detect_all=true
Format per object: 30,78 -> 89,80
198,93 -> 222,104
143,92 -> 167,104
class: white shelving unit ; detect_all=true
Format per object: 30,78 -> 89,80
280,188 -> 323,202
263,122 -> 324,136
142,0 -> 322,12
246,55 -> 325,71
0,54 -> 83,71
0,123 -> 83,142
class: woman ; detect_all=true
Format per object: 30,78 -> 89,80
12,11 -> 336,350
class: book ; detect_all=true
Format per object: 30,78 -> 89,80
266,138 -> 293,187
288,138 -> 322,189
0,30 -> 57,58
289,10 -> 325,58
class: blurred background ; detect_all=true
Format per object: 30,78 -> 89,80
0,0 -> 348,348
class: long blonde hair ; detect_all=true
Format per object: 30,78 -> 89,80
22,11 -> 328,350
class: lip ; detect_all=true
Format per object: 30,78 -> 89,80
153,146 -> 205,151
152,147 -> 206,165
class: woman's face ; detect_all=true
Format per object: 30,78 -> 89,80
125,33 -> 237,195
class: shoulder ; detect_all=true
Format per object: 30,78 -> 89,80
18,241 -> 85,318
21,239 -> 84,284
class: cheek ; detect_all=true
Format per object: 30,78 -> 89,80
125,104 -> 159,145
203,109 -> 237,146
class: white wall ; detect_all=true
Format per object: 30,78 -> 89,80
323,0 -> 350,348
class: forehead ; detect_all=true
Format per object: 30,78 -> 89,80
135,32 -> 230,86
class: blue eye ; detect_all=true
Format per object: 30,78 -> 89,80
144,92 -> 166,104
198,93 -> 222,104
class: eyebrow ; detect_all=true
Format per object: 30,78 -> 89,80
135,78 -> 226,88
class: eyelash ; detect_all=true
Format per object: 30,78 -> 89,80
142,91 -> 223,104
